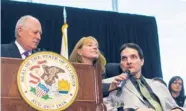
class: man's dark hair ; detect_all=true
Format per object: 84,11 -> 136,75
119,43 -> 144,59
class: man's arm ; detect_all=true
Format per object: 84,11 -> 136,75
102,73 -> 128,91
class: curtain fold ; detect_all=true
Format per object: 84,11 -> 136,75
1,1 -> 162,78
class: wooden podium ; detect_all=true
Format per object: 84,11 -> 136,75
1,57 -> 106,111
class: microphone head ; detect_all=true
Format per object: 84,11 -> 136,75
125,70 -> 131,76
126,70 -> 130,73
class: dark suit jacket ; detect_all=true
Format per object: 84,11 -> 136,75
1,42 -> 22,58
1,42 -> 44,58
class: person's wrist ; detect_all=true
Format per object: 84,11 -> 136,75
108,82 -> 117,91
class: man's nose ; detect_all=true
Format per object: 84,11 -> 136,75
36,33 -> 41,40
126,58 -> 132,65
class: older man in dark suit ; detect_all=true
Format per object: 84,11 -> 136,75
1,15 -> 42,59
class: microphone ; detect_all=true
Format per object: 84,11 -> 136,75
116,70 -> 130,96
117,70 -> 130,88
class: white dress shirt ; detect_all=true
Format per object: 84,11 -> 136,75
15,41 -> 32,59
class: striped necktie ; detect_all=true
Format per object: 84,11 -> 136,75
136,79 -> 162,111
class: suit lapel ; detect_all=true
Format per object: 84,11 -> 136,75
146,79 -> 166,107
8,42 -> 22,58
145,79 -> 159,96
146,79 -> 166,110
125,80 -> 145,103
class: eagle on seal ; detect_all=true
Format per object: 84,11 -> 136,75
41,65 -> 65,86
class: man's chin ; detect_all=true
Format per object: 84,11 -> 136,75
31,46 -> 38,50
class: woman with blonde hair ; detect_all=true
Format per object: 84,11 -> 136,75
70,36 -> 106,74
69,36 -> 112,97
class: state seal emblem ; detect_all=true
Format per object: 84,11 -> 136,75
17,51 -> 79,111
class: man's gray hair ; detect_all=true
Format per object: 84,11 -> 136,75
15,15 -> 38,38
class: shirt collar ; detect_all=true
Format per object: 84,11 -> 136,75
15,41 -> 26,55
15,41 -> 32,59
130,75 -> 145,84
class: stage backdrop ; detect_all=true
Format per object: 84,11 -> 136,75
1,1 -> 162,78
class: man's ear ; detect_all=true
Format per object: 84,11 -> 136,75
17,26 -> 23,37
141,59 -> 144,66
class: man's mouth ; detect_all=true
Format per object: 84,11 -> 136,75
128,66 -> 133,69
33,41 -> 39,45
91,51 -> 98,53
